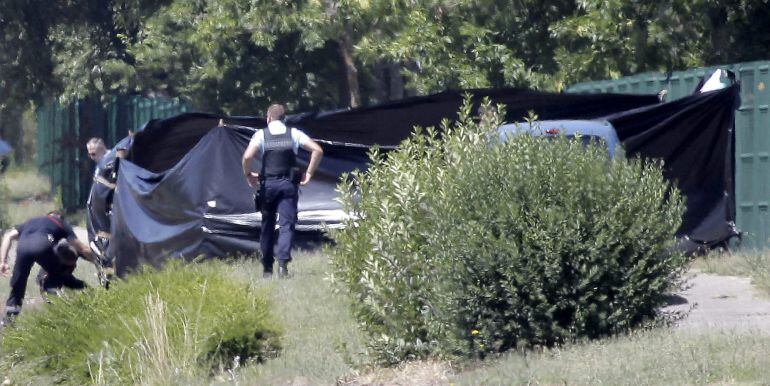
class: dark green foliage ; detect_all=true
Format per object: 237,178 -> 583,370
4,0 -> 770,142
329,100 -> 689,363
0,261 -> 281,384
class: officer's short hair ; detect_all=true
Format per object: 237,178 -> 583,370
53,239 -> 78,264
87,137 -> 105,148
267,104 -> 286,121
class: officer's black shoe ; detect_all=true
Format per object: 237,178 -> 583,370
262,262 -> 274,279
278,261 -> 289,278
1,311 -> 18,327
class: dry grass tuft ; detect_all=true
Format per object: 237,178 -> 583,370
340,360 -> 453,386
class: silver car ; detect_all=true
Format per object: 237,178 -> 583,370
497,119 -> 622,158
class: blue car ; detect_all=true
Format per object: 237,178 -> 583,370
497,119 -> 622,158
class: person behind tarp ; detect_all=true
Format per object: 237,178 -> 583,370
85,135 -> 136,287
0,212 -> 97,321
86,137 -> 115,219
86,137 -> 108,164
85,137 -> 117,258
242,104 -> 324,278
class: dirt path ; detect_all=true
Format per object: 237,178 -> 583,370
664,271 -> 770,333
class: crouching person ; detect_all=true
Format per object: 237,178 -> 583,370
36,239 -> 87,299
0,212 -> 97,323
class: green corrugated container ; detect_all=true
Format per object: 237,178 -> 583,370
568,60 -> 770,248
36,96 -> 193,210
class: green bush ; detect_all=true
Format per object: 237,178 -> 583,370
0,260 -> 281,384
329,100 -> 689,364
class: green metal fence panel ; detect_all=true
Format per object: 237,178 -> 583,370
35,104 -> 52,176
36,95 -> 193,210
568,60 -> 770,248
733,63 -> 770,248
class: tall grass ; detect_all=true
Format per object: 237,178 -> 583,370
0,251 -> 365,385
0,261 -> 281,385
694,249 -> 770,295
0,167 -> 50,201
0,166 -> 55,226
227,250 -> 368,385
454,329 -> 770,385
3,200 -> 57,227
122,294 -> 212,384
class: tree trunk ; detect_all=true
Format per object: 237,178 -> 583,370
387,62 -> 403,100
338,28 -> 361,108
707,6 -> 729,63
373,62 -> 387,102
373,61 -> 406,102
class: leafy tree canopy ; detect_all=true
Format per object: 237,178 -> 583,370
2,0 -> 770,126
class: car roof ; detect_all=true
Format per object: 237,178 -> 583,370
497,119 -> 621,158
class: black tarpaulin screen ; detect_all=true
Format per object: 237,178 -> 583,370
607,84 -> 740,250
290,88 -> 661,147
102,87 -> 737,275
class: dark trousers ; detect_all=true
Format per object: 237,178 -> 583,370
259,178 -> 298,271
6,235 -> 54,314
6,235 -> 84,315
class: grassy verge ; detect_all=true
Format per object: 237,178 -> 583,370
693,249 -> 770,295
0,250 -> 366,385
2,261 -> 281,385
237,249 -> 770,385
453,329 -> 770,385
0,167 -> 50,201
0,166 -> 56,226
2,246 -> 770,384
226,250 -> 367,385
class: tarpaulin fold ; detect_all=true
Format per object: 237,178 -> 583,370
606,85 -> 740,249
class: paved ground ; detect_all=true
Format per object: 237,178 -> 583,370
664,271 -> 770,333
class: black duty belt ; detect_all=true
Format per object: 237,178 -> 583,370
263,174 -> 291,180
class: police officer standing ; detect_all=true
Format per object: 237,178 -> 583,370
242,104 -> 323,278
0,212 -> 98,320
